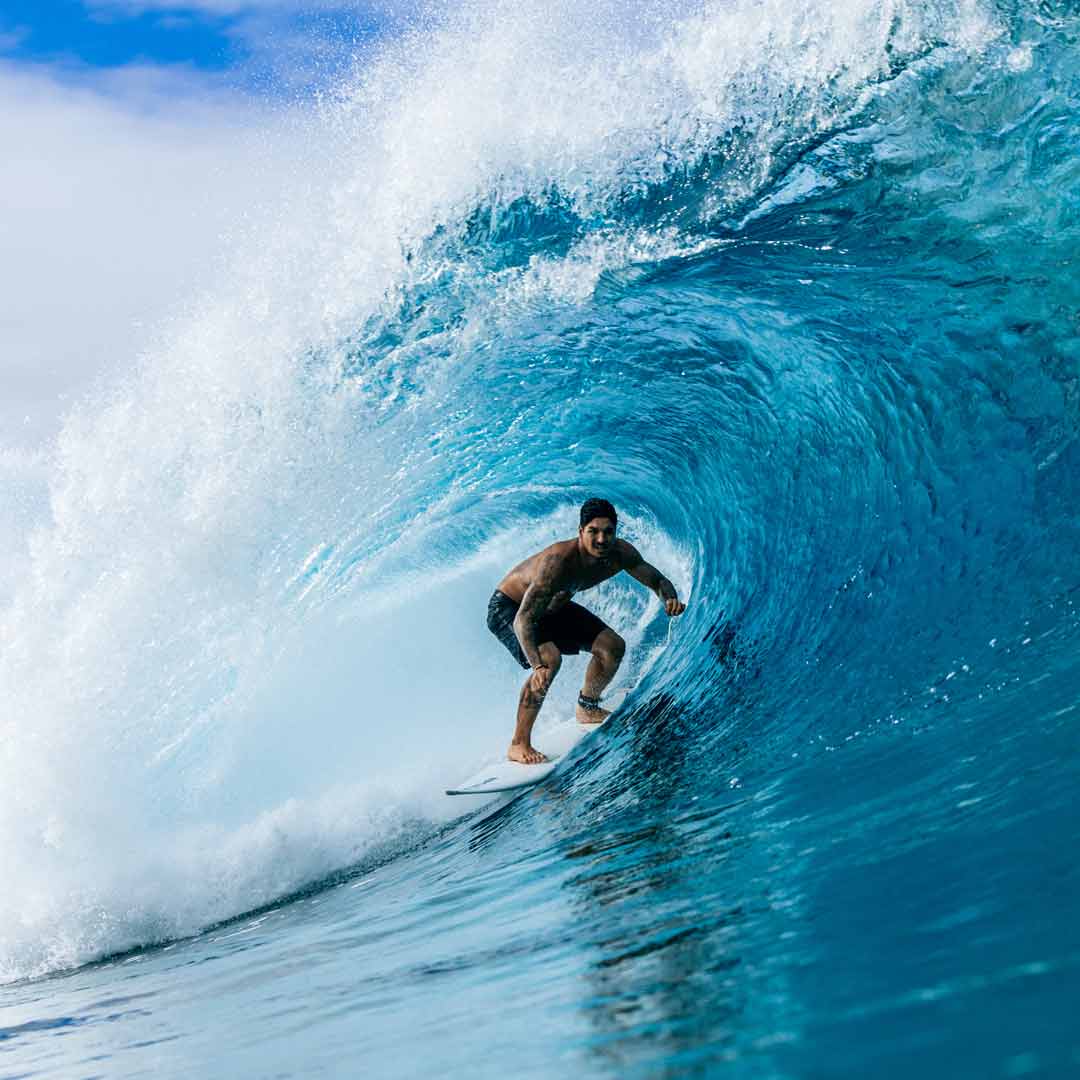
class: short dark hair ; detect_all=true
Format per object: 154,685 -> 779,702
579,498 -> 617,529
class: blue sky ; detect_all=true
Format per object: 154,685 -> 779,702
0,2 -> 422,447
1,0 -> 240,72
0,1 -> 408,97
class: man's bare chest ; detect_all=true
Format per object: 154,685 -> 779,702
553,561 -> 620,601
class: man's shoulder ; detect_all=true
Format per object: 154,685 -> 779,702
614,538 -> 643,565
544,538 -> 579,564
538,537 -> 577,555
529,539 -> 577,573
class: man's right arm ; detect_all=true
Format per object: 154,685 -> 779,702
513,554 -> 560,669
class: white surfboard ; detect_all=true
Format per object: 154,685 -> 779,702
446,690 -> 627,797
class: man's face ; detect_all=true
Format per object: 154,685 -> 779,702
580,516 -> 616,558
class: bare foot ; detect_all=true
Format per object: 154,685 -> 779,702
575,704 -> 610,726
508,742 -> 549,765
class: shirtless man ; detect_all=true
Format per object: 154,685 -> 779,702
487,498 -> 686,764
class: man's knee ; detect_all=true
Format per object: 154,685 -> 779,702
593,630 -> 625,667
538,642 -> 563,672
521,644 -> 561,706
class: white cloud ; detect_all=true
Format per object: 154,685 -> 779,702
0,60 -> 300,447
0,3 -> 427,443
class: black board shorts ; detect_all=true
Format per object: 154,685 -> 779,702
487,590 -> 607,669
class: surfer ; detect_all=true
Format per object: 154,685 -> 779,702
487,498 -> 686,764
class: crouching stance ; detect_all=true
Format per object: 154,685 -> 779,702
486,498 -> 686,764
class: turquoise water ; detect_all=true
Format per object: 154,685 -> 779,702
2,1 -> 1079,1075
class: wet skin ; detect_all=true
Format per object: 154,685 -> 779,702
496,516 -> 686,764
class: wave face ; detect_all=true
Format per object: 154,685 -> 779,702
1,1 -> 1079,1067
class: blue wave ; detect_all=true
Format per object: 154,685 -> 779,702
333,0 -> 1080,754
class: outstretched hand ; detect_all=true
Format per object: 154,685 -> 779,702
664,597 -> 686,617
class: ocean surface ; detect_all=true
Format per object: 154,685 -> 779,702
2,1 -> 1079,1076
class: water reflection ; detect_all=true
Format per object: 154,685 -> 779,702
543,697 -> 806,1074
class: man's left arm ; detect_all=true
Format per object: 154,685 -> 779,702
619,541 -> 686,617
